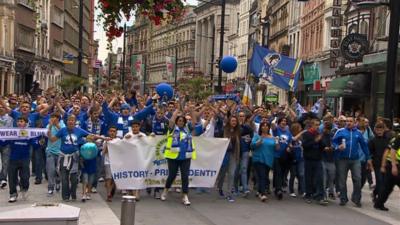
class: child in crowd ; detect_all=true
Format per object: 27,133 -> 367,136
7,117 -> 39,202
81,136 -> 98,202
103,126 -> 118,202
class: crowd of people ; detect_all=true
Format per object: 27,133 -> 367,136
0,87 -> 399,210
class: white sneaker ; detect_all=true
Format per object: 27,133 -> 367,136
91,187 -> 97,193
175,188 -> 181,193
1,180 -> 7,189
161,189 -> 168,201
182,194 -> 191,206
98,177 -> 105,182
86,194 -> 91,200
290,193 -> 297,198
47,190 -> 54,196
21,191 -> 28,201
8,196 -> 17,203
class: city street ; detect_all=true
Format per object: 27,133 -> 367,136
97,182 -> 400,225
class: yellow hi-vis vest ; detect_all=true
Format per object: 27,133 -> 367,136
164,127 -> 196,160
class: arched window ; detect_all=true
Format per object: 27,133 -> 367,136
360,20 -> 368,36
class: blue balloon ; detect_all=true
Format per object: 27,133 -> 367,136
80,142 -> 99,160
220,56 -> 238,73
156,83 -> 174,101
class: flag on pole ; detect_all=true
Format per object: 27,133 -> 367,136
291,98 -> 306,117
249,43 -> 302,91
242,83 -> 253,106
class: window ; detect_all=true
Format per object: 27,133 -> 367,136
17,25 -> 35,51
18,0 -> 35,10
52,6 -> 64,28
52,40 -> 63,61
360,21 -> 368,36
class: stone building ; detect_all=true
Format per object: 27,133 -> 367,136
0,0 -> 15,95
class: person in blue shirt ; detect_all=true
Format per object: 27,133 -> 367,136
0,100 -> 34,127
271,117 -> 293,200
46,112 -> 65,196
251,122 -> 279,202
81,110 -> 107,193
30,103 -> 52,185
101,94 -> 155,138
7,116 -> 39,203
332,116 -> 372,207
151,108 -> 169,136
48,114 -> 106,201
62,104 -> 88,128
288,122 -> 306,198
80,136 -> 98,202
236,111 -> 253,196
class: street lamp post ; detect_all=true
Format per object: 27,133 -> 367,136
217,0 -> 226,94
384,0 -> 400,120
122,23 -> 127,89
174,44 -> 178,88
78,0 -> 83,77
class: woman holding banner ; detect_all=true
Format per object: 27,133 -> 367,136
160,109 -> 196,206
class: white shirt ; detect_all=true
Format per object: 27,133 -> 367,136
200,118 -> 216,137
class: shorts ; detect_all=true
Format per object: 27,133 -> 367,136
82,173 -> 96,186
104,165 -> 112,179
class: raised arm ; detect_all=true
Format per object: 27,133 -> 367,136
169,110 -> 179,129
0,97 -> 11,113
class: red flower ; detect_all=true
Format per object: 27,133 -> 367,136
100,0 -> 109,8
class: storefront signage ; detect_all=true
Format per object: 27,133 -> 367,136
330,0 -> 342,68
303,63 -> 320,85
340,33 -> 369,62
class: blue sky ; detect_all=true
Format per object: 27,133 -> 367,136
95,0 -> 198,61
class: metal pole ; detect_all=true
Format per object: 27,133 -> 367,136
174,44 -> 178,88
384,0 -> 400,120
121,195 -> 136,225
122,23 -> 127,89
210,23 -> 215,89
217,0 -> 226,94
143,56 -> 146,95
78,0 -> 83,77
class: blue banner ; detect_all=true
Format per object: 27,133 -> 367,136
250,44 -> 302,91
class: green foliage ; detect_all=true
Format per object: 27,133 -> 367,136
178,77 -> 212,101
58,76 -> 87,94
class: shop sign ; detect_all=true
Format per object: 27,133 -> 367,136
265,93 -> 278,103
340,33 -> 369,62
330,0 -> 342,68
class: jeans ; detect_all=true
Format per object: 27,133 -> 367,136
322,161 -> 336,195
8,159 -> 30,197
217,152 -> 237,194
273,157 -> 286,193
361,161 -> 373,189
373,165 -> 384,199
0,146 -> 10,182
165,158 -> 191,194
234,151 -> 249,192
60,157 -> 78,200
92,154 -> 104,188
254,162 -> 271,195
337,159 -> 362,203
34,145 -> 46,182
304,159 -> 324,200
46,152 -> 60,191
289,160 -> 305,195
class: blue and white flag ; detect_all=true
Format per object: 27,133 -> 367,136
311,99 -> 321,114
250,44 -> 302,91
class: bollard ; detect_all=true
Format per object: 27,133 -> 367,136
121,195 -> 136,225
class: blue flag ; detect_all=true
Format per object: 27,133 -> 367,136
250,44 -> 302,91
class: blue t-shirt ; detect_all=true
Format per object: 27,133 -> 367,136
152,116 -> 169,135
63,111 -> 88,128
251,134 -> 275,168
82,158 -> 97,174
10,110 -> 34,127
30,112 -> 50,128
8,138 -> 38,160
56,127 -> 89,154
46,121 -> 66,155
272,126 -> 293,158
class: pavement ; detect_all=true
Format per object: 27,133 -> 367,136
0,175 -> 399,225
0,177 -> 119,225
98,180 -> 400,225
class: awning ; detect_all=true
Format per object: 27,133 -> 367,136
325,74 -> 370,97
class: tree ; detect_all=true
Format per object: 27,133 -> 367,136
58,76 -> 87,95
178,77 -> 212,102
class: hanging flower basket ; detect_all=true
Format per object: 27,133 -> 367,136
98,0 -> 185,42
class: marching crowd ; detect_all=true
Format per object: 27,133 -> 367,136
0,87 -> 399,210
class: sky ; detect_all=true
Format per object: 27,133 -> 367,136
94,0 -> 198,62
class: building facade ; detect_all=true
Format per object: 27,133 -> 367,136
63,0 -> 91,80
148,6 -> 196,90
0,0 -> 15,95
194,0 -> 240,90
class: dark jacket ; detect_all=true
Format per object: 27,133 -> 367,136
321,131 -> 335,162
368,135 -> 390,169
302,129 -> 323,161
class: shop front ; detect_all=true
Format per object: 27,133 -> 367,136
325,73 -> 371,117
